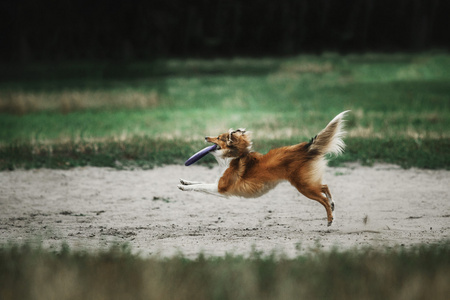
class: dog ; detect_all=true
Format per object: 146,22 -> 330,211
178,111 -> 349,226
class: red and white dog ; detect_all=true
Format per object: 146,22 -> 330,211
178,111 -> 349,226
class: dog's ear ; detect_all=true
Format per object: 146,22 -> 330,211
227,128 -> 235,145
227,128 -> 247,145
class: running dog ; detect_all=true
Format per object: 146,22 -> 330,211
178,111 -> 349,226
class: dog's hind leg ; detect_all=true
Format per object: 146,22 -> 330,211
291,181 -> 334,226
321,184 -> 334,211
305,188 -> 334,226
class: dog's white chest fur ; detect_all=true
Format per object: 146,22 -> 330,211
212,153 -> 232,183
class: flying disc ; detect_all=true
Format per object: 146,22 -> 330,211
184,144 -> 217,166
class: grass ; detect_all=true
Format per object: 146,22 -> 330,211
1,137 -> 448,171
0,241 -> 449,300
0,52 -> 449,170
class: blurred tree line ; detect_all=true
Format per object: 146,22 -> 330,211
1,0 -> 448,62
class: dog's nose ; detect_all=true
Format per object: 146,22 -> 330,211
205,136 -> 208,142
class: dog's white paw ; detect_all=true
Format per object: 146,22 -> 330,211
180,178 -> 197,185
177,184 -> 187,191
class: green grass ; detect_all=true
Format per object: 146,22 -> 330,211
1,53 -> 449,169
1,137 -> 449,171
1,241 -> 449,300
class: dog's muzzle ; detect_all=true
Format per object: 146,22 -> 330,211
205,137 -> 220,150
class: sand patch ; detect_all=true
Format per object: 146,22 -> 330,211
0,164 -> 448,257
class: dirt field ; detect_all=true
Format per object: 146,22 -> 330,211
1,164 -> 449,257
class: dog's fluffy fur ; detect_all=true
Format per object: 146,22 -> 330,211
178,111 -> 349,226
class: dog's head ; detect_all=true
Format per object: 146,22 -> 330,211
205,128 -> 252,158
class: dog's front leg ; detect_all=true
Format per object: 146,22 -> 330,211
179,178 -> 204,186
178,183 -> 225,198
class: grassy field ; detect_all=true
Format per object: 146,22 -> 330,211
0,241 -> 449,300
1,53 -> 449,170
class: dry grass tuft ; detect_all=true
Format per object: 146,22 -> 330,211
280,61 -> 334,74
0,91 -> 39,115
0,90 -> 160,114
268,61 -> 334,81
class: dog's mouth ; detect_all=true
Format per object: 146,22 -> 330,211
205,137 -> 221,150
208,143 -> 221,152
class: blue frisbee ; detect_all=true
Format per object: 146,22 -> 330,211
184,144 -> 218,166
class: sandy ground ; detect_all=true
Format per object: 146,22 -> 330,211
0,164 -> 449,258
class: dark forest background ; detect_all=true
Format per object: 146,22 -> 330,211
1,0 -> 449,62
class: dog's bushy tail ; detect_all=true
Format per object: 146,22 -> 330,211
307,111 -> 349,156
